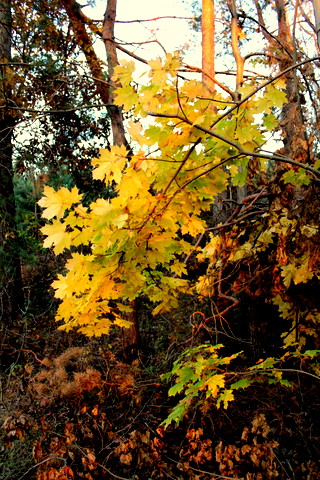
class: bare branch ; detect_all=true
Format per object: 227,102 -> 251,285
112,41 -> 148,64
183,63 -> 236,98
116,16 -> 194,23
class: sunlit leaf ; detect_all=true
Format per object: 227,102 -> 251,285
38,186 -> 82,220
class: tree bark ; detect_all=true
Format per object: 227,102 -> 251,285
102,0 -> 128,147
254,0 -> 311,162
202,0 -> 215,92
61,0 -> 129,148
228,0 -> 244,91
61,0 -> 139,357
274,0 -> 310,161
60,0 -> 110,105
0,0 -> 23,325
103,0 -> 139,359
312,0 -> 320,49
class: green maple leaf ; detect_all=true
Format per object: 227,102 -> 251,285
114,85 -> 138,110
263,113 -> 278,131
266,83 -> 287,108
217,389 -> 235,409
168,382 -> 185,396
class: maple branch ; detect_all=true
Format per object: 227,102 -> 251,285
147,111 -> 320,178
162,154 -> 241,212
109,41 -> 148,65
175,76 -> 188,120
211,56 -> 320,127
147,111 -> 241,151
162,138 -> 201,195
183,189 -> 268,268
257,368 -> 320,381
233,368 -> 320,382
206,210 -> 265,232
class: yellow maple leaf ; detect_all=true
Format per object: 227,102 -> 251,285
92,145 -> 128,183
38,186 -> 82,220
66,252 -> 94,272
97,278 -> 119,299
118,168 -> 147,199
112,60 -> 136,86
114,85 -> 138,111
203,374 -> 225,397
41,221 -> 72,254
113,316 -> 133,328
180,215 -> 205,236
127,121 -> 146,145
90,198 -> 113,217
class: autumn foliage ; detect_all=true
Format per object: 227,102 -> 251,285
1,1 -> 320,479
37,52 -> 320,421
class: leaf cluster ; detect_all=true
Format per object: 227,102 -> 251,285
38,52 -> 320,428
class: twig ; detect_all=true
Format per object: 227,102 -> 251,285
163,138 -> 201,194
252,368 -> 320,381
216,229 -> 239,318
165,455 -> 244,480
17,457 -> 67,480
112,41 -> 148,65
14,349 -> 50,366
3,103 -> 112,114
116,16 -> 195,23
98,464 -> 130,480
183,64 -> 236,99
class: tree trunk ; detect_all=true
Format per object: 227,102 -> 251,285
313,0 -> 320,49
102,0 -> 129,148
274,0 -> 311,162
202,0 -> 215,92
0,0 -> 23,325
62,0 -> 139,358
228,0 -> 244,91
254,0 -> 311,162
103,0 -> 139,359
60,0 -> 110,105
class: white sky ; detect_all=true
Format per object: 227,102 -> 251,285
84,0 -> 199,64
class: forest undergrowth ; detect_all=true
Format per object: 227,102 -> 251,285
1,273 -> 319,480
